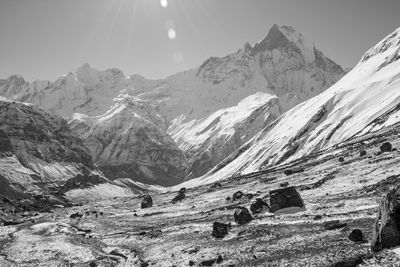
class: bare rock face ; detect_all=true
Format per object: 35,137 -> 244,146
69,94 -> 187,187
0,99 -> 98,199
269,186 -> 304,212
371,186 -> 400,252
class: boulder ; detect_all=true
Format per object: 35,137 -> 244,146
371,186 -> 400,251
349,229 -> 363,242
232,191 -> 244,200
250,198 -> 271,214
171,192 -> 185,203
380,142 -> 392,153
339,157 -> 345,163
359,150 -> 367,157
141,195 -> 153,209
269,186 -> 304,212
234,207 -> 252,225
212,222 -> 229,238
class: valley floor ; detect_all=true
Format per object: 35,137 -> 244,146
3,125 -> 400,266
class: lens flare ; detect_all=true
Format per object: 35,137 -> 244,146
160,0 -> 168,8
168,28 -> 176,40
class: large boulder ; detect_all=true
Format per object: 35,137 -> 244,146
371,186 -> 400,251
269,186 -> 304,212
234,207 -> 252,225
141,195 -> 153,209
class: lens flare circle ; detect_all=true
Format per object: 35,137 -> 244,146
160,0 -> 168,8
168,28 -> 176,40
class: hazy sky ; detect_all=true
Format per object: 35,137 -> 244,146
0,0 -> 399,81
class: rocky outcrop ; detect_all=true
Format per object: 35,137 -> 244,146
0,99 -> 110,200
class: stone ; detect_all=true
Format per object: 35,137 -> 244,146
380,142 -> 392,153
232,191 -> 244,200
280,182 -> 289,187
323,220 -> 347,230
171,192 -> 185,203
250,198 -> 271,214
179,187 -> 186,194
212,222 -> 229,238
141,195 -> 153,209
348,229 -> 363,242
234,207 -> 252,225
269,186 -> 304,212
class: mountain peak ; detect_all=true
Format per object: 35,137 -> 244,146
253,24 -> 315,62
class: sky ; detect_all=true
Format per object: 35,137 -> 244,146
0,0 -> 399,82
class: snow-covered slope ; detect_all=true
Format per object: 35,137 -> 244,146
182,27 -> 400,187
68,94 -> 186,186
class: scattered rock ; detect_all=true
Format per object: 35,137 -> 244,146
212,222 -> 229,238
269,186 -> 304,212
323,220 -> 347,230
371,186 -> 400,251
280,182 -> 289,187
69,212 -> 83,219
141,195 -> 153,209
380,142 -> 392,153
349,229 -> 363,242
339,157 -> 345,163
359,150 -> 367,157
171,193 -> 185,203
250,198 -> 271,214
234,207 -> 252,225
232,191 -> 244,200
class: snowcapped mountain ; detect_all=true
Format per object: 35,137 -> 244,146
182,27 -> 400,187
0,98 -> 131,200
0,24 -> 344,185
0,63 -> 132,118
68,94 -> 186,186
162,24 -> 344,177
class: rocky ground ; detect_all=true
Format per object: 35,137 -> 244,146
2,125 -> 400,266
